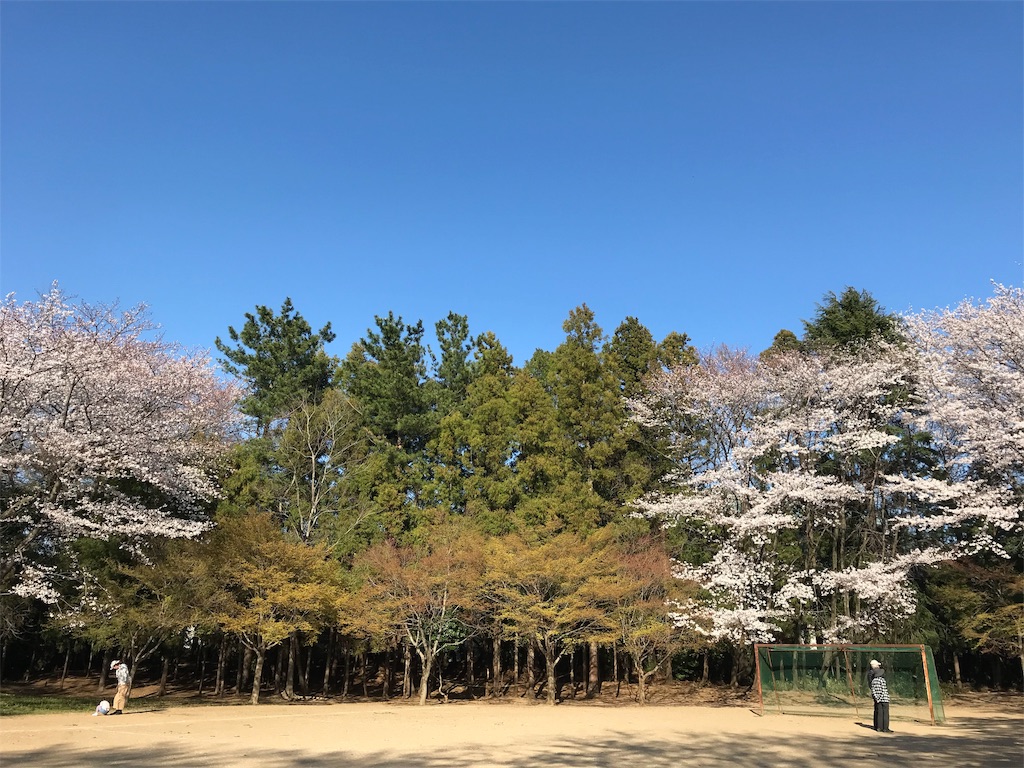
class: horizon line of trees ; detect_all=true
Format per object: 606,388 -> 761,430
1,282 -> 1020,705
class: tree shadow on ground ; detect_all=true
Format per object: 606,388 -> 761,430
6,715 -> 1020,768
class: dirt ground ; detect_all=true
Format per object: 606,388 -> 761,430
2,683 -> 1021,768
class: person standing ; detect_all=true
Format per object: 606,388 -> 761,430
109,659 -> 130,715
868,659 -> 891,733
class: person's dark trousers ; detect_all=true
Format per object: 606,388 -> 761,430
874,701 -> 890,732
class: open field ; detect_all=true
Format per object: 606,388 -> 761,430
1,692 -> 1020,768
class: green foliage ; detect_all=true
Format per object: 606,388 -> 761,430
523,347 -> 554,387
802,287 -> 904,348
51,538 -> 169,664
548,306 -> 627,519
484,529 -> 621,703
606,317 -> 658,398
273,389 -> 371,547
10,286 -> 1021,697
435,365 -> 577,533
215,298 -> 337,432
340,312 -> 434,451
199,512 -> 343,654
354,518 -> 485,704
432,312 -> 477,415
614,533 -> 698,703
218,440 -> 280,515
657,331 -> 698,371
927,560 -> 1024,663
473,331 -> 515,378
761,329 -> 802,359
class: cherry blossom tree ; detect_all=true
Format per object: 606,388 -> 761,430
906,284 -> 1024,674
906,283 -> 1023,506
631,347 -> 793,656
632,297 -> 1022,651
0,285 -> 241,600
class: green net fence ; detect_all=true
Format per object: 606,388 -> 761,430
755,644 -> 945,725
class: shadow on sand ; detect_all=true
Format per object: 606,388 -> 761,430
7,714 -> 1021,768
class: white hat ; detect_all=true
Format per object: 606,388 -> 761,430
869,659 -> 880,668
110,659 -> 120,670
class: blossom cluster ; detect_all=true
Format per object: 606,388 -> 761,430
1,285 -> 242,600
631,286 -> 1023,644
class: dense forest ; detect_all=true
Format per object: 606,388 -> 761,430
1,283 -> 1021,706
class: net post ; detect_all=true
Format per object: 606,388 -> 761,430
766,646 -> 784,714
754,644 -> 765,716
920,645 -> 936,725
843,647 -> 860,719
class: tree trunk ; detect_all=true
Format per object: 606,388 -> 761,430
158,654 -> 170,696
587,641 -> 600,698
22,648 -> 36,681
301,640 -> 311,695
59,644 -> 71,690
491,634 -> 502,698
250,647 -> 265,705
322,629 -> 333,696
360,650 -> 368,698
831,524 -> 840,632
215,635 -> 228,696
953,652 -> 963,689
525,641 -> 536,697
403,642 -> 412,698
614,645 -> 621,698
273,644 -> 284,694
636,659 -> 648,706
513,636 -> 520,697
329,639 -> 340,695
569,646 -> 577,699
284,633 -> 297,699
240,645 -> 253,695
418,650 -> 434,706
544,642 -> 558,706
98,649 -> 112,693
1018,626 -> 1024,691
197,639 -> 206,696
342,644 -> 351,699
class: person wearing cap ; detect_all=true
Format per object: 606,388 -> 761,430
108,659 -> 130,715
868,659 -> 891,733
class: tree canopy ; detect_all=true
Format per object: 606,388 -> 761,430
3,282 -> 1021,704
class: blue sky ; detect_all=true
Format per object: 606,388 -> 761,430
3,2 -> 1021,367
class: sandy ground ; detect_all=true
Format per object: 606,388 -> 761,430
1,696 -> 1021,768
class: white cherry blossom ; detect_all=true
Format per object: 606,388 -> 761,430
1,285 -> 241,600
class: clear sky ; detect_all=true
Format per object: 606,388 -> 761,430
2,1 -> 1021,366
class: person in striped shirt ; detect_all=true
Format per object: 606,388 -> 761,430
868,659 -> 892,733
